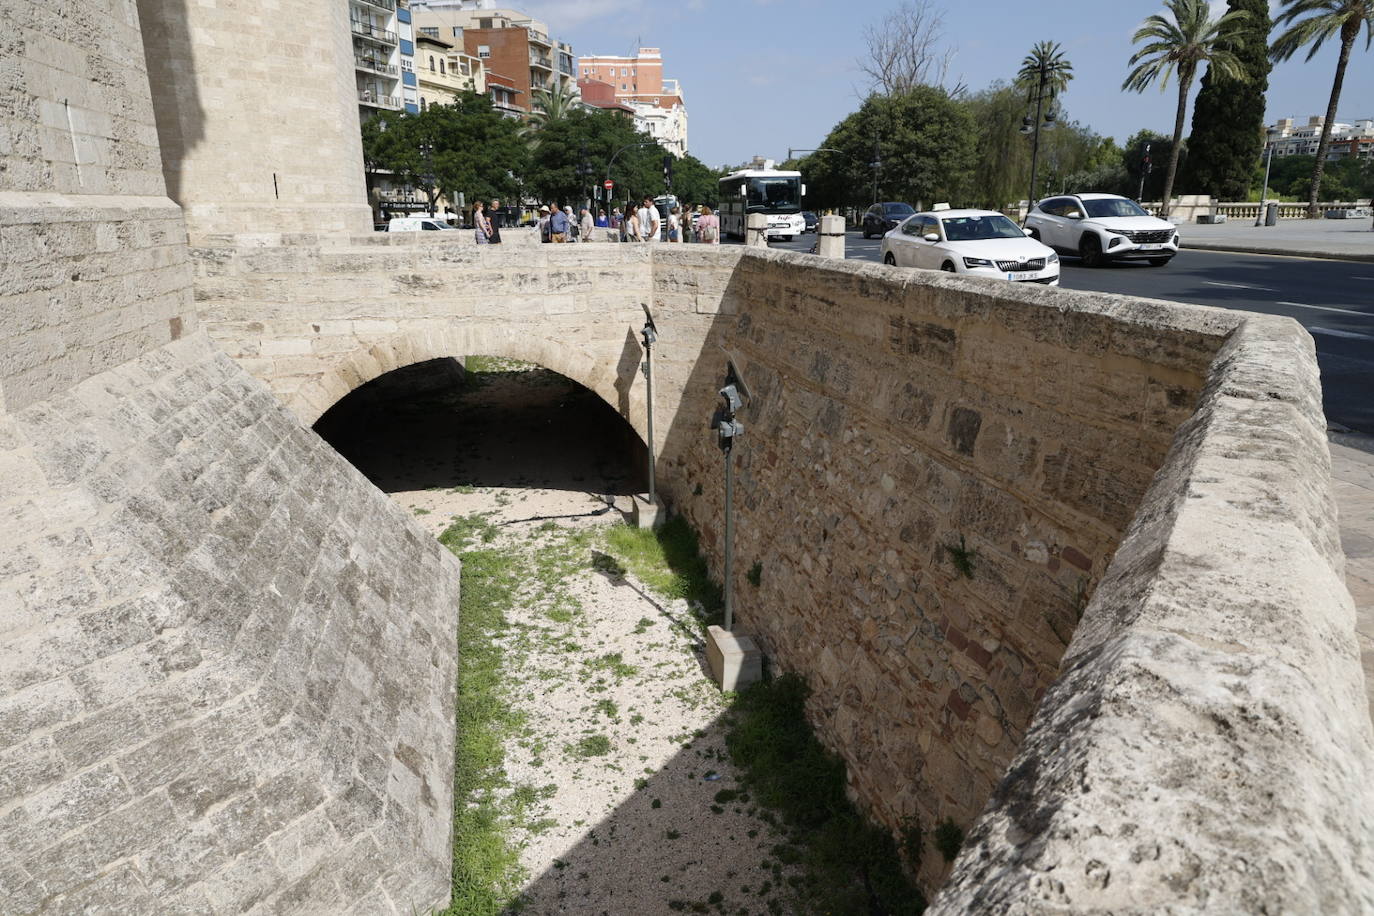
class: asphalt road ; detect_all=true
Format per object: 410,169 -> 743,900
755,231 -> 1374,434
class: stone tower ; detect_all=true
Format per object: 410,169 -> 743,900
135,0 -> 373,239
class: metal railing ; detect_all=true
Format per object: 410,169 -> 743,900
350,20 -> 396,43
530,54 -> 553,69
358,90 -> 401,108
355,56 -> 398,75
524,27 -> 550,45
356,0 -> 395,10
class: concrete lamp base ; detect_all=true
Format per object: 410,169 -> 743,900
706,625 -> 763,692
632,493 -> 665,530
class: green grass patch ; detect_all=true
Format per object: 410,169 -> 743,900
726,674 -> 926,915
571,734 -> 612,758
585,651 -> 638,679
439,542 -> 526,915
439,514 -> 498,550
602,516 -> 722,626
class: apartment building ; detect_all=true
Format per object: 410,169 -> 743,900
577,48 -> 688,156
351,0 -> 404,122
409,1 -> 576,115
1266,115 -> 1374,160
414,34 -> 484,108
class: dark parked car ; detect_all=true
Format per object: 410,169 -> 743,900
861,202 -> 916,239
801,211 -> 819,233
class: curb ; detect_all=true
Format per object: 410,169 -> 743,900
1182,239 -> 1374,263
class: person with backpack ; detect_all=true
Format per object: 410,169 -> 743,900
696,205 -> 720,244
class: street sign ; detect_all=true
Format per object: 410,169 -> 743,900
603,179 -> 614,190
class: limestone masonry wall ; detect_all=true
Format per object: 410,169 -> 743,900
0,336 -> 459,913
931,315 -> 1374,912
650,247 -> 1259,888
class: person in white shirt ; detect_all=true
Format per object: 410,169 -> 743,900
637,198 -> 662,243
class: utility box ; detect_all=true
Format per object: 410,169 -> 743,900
1197,213 -> 1227,224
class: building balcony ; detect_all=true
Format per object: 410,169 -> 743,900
530,54 -> 553,70
354,0 -> 395,11
523,27 -> 551,46
355,56 -> 398,75
359,89 -> 402,109
350,20 -> 397,44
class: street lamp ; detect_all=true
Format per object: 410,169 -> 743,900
712,357 -> 750,633
640,304 -> 658,510
605,140 -> 658,209
418,139 -> 436,217
1020,63 -> 1058,214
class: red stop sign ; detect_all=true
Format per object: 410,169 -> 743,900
603,179 -> 614,190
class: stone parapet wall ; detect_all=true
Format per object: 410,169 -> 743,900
931,315 -> 1374,911
650,248 -> 1248,886
0,334 -> 459,913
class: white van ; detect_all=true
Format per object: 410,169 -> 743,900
387,216 -> 455,232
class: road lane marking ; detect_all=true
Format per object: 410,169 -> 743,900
1310,327 -> 1374,341
1275,301 -> 1371,317
1202,280 -> 1276,291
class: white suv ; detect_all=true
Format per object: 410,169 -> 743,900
1025,193 -> 1179,268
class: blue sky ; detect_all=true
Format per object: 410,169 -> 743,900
520,0 -> 1374,168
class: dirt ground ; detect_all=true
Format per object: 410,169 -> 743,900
317,361 -> 802,916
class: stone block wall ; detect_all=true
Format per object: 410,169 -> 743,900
0,336 -> 459,914
650,248 -> 1240,886
190,236 -> 730,452
0,0 -> 198,412
930,316 -> 1374,911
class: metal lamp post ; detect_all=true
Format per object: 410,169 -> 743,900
1020,65 -> 1058,214
870,134 -> 882,205
641,305 -> 658,507
418,140 -> 436,217
714,359 -> 749,632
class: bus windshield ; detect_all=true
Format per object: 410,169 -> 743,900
747,177 -> 801,214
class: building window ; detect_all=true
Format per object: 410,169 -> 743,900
428,55 -> 435,70
620,68 -> 627,76
478,45 -> 491,59
439,58 -> 445,74
419,26 -> 438,37
420,97 -> 427,110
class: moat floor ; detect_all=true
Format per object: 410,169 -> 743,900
322,363 -> 806,915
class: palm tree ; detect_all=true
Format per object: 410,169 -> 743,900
526,79 -> 581,132
1271,0 -> 1374,217
1123,0 -> 1250,216
1016,40 -> 1074,94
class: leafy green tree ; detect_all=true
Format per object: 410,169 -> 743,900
525,109 -> 676,208
524,80 -> 580,135
1123,0 -> 1251,215
669,155 -> 727,208
804,87 -> 975,210
361,93 -> 526,215
1272,153 -> 1374,200
1181,0 -> 1272,199
1121,129 -> 1182,201
1271,0 -> 1374,216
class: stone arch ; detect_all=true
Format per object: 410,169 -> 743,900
286,325 -> 649,446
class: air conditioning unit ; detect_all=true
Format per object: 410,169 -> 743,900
1196,213 -> 1227,224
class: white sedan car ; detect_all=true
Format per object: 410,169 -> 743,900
880,209 -> 1060,285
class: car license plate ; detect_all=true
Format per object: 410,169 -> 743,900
1139,243 -> 1163,250
1008,271 -> 1037,281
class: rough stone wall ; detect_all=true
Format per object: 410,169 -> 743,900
0,335 -> 459,914
651,248 -> 1238,885
2,3 -> 461,910
0,0 -> 197,412
931,315 -> 1374,912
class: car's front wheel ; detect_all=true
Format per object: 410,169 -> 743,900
1079,234 -> 1104,268
883,252 -> 897,266
862,225 -> 872,239
1148,257 -> 1171,267
941,262 -> 956,272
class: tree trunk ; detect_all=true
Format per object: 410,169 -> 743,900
1308,28 -> 1356,219
1160,70 -> 1192,218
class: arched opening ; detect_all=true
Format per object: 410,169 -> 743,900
312,355 -> 648,500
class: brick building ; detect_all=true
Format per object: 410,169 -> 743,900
577,47 -> 688,155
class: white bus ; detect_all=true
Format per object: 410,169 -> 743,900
718,166 -> 805,241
